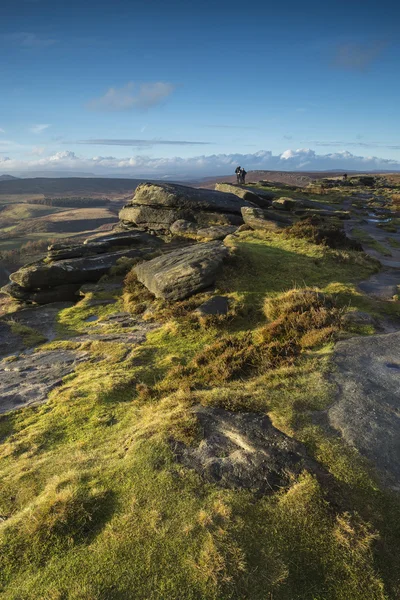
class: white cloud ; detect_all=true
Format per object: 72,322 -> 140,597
87,82 -> 176,111
29,146 -> 46,156
1,32 -> 57,48
0,148 -> 399,177
0,128 -> 5,134
30,124 -> 51,134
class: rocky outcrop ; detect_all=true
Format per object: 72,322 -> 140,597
241,207 -> 292,230
134,241 -> 229,301
2,230 -> 161,304
119,182 -> 253,234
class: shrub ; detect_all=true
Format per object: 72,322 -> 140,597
164,288 -> 342,389
285,216 -> 362,251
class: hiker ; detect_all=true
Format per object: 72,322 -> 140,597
235,166 -> 241,184
240,167 -> 247,185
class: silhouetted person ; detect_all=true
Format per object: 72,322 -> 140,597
235,166 -> 241,184
240,168 -> 247,184
343,173 -> 348,181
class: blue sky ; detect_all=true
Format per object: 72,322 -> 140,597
1,0 -> 399,177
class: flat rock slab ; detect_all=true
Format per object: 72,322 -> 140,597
173,406 -> 322,493
358,271 -> 400,300
134,241 -> 229,301
328,331 -> 400,489
0,302 -> 74,358
0,349 -> 89,414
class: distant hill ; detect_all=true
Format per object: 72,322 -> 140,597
0,174 -> 19,181
0,177 -> 147,196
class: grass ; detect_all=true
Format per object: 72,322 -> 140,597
0,228 -> 399,599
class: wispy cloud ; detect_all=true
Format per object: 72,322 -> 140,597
30,124 -> 51,134
70,138 -> 211,148
205,125 -> 258,130
0,128 -> 5,134
333,41 -> 387,71
1,32 -> 57,48
87,82 -> 176,111
301,140 -> 400,150
283,135 -> 293,140
29,146 -> 46,156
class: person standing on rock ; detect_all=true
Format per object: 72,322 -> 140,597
235,166 -> 242,184
240,167 -> 247,185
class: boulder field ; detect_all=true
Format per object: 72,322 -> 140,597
2,183 -> 254,304
1,181 -> 345,305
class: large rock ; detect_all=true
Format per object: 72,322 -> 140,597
9,248 -> 151,291
119,182 -> 253,233
48,230 -> 158,260
215,182 -> 266,205
134,241 -> 229,301
327,331 -> 400,489
2,282 -> 80,304
241,207 -> 291,230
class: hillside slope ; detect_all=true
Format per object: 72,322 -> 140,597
0,177 -> 400,599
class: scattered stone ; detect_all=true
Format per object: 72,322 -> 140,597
173,405 -> 324,493
134,241 -> 229,301
194,295 -> 230,316
327,331 -> 400,490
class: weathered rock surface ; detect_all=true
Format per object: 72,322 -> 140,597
3,282 -> 81,304
0,302 -> 74,357
10,248 -> 148,291
194,295 -> 230,316
196,225 -> 237,240
0,349 -> 89,414
120,182 -> 252,233
272,197 -> 303,211
170,219 -> 198,236
327,331 -> 400,489
215,182 -> 267,206
134,241 -> 229,301
173,406 -> 323,492
241,207 -> 291,230
47,230 -> 158,260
